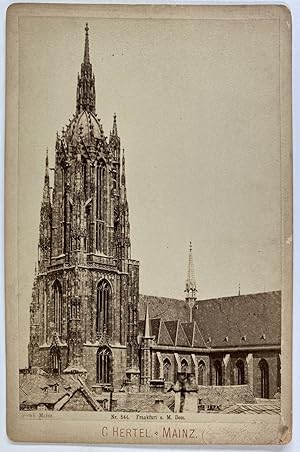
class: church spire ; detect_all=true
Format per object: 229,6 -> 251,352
76,23 -> 96,114
185,242 -> 197,322
185,242 -> 197,298
84,23 -> 90,64
121,148 -> 127,202
42,149 -> 50,204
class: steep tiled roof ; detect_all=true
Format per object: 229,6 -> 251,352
194,291 -> 281,348
113,392 -> 175,412
19,369 -> 101,411
198,384 -> 256,409
139,291 -> 281,348
164,321 -> 179,344
181,323 -> 194,345
139,295 -> 190,322
157,321 -> 174,345
222,400 -> 281,415
176,323 -> 190,347
20,392 -> 67,407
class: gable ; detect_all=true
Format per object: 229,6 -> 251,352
157,322 -> 174,346
181,322 -> 194,345
176,323 -> 191,347
164,321 -> 179,344
60,389 -> 96,411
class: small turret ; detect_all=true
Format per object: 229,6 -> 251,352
38,150 -> 52,272
184,242 -> 197,322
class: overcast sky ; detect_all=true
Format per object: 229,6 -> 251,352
18,16 -> 281,365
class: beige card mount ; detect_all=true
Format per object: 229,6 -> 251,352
5,3 -> 292,445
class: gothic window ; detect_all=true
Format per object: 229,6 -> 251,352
181,358 -> 189,373
43,289 -> 47,343
50,346 -> 61,374
96,346 -> 112,384
53,280 -> 62,336
214,360 -> 222,386
259,359 -> 269,398
236,359 -> 245,385
96,160 -> 105,253
69,201 -> 73,252
82,158 -> 88,192
198,360 -> 206,385
61,167 -> 67,254
163,358 -> 172,382
85,204 -> 91,253
96,279 -> 111,336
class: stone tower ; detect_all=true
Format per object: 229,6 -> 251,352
28,24 -> 140,389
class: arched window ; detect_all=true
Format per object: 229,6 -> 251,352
259,359 -> 269,398
69,201 -> 73,252
96,346 -> 112,384
181,359 -> 189,373
96,279 -> 111,336
236,359 -> 245,385
214,360 -> 222,386
96,160 -> 105,253
163,358 -> 172,382
82,157 -> 88,192
198,360 -> 206,385
53,280 -> 62,336
50,346 -> 61,375
85,204 -> 91,253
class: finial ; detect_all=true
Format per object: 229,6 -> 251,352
112,112 -> 118,136
238,283 -> 241,296
84,22 -> 90,64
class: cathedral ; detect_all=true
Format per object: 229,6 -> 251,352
26,24 -> 281,409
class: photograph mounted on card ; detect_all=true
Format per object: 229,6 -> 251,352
5,3 -> 292,445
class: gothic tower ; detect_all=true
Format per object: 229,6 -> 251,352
28,24 -> 140,389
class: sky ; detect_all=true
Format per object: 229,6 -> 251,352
17,15 -> 281,365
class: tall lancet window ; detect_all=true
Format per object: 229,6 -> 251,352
214,360 -> 223,386
181,359 -> 189,373
198,360 -> 206,385
53,280 -> 62,336
236,359 -> 245,385
96,279 -> 111,336
259,359 -> 269,398
96,160 -> 105,253
96,346 -> 112,384
163,358 -> 172,382
50,345 -> 61,374
85,204 -> 91,252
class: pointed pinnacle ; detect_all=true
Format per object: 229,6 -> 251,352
112,112 -> 118,136
84,23 -> 90,64
185,241 -> 197,296
144,302 -> 151,338
121,148 -> 126,184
